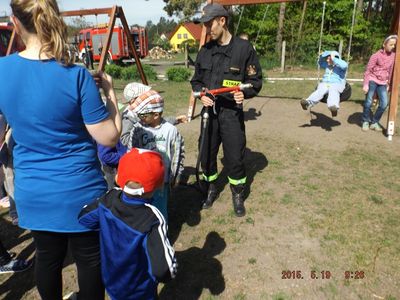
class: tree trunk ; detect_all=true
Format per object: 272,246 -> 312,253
366,0 -> 373,20
291,0 -> 307,64
357,0 -> 364,13
276,2 -> 286,54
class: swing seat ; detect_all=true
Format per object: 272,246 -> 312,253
320,82 -> 352,103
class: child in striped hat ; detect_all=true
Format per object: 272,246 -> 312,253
124,89 -> 185,221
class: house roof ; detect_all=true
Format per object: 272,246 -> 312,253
169,22 -> 203,41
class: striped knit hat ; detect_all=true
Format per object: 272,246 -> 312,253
128,90 -> 164,114
123,82 -> 151,104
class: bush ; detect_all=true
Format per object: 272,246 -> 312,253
166,67 -> 192,82
104,64 -> 123,79
119,64 -> 158,81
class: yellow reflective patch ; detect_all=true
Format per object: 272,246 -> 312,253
222,80 -> 241,87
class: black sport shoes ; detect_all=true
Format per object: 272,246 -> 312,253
0,258 -> 32,274
300,99 -> 310,110
328,106 -> 338,117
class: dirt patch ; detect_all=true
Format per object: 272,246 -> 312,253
1,95 -> 399,299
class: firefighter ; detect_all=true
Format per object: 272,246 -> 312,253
190,3 -> 262,217
84,39 -> 94,69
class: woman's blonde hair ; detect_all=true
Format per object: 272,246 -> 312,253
10,0 -> 72,65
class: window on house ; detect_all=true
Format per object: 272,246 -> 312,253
177,34 -> 182,39
183,33 -> 188,39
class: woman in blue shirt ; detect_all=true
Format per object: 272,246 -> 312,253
0,0 -> 121,299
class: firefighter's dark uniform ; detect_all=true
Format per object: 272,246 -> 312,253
190,36 -> 262,216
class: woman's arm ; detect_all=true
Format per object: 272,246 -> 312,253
86,72 -> 122,147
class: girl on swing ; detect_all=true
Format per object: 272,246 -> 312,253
361,35 -> 397,132
300,50 -> 348,117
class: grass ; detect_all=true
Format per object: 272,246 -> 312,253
2,66 -> 400,299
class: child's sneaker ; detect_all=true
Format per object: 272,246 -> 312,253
370,123 -> 383,131
362,122 -> 369,131
328,106 -> 338,117
0,258 -> 32,274
300,99 -> 310,110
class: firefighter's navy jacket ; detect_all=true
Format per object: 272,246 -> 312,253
191,36 -> 262,108
78,189 -> 177,300
190,36 -> 263,183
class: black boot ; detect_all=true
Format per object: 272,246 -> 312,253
230,184 -> 246,217
202,182 -> 218,209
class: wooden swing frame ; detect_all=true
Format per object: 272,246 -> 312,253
7,6 -> 148,85
187,0 -> 400,142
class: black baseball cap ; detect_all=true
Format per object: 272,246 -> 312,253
194,3 -> 229,24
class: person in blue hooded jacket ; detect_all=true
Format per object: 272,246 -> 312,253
300,50 -> 348,117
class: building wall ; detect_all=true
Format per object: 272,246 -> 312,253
169,26 -> 195,51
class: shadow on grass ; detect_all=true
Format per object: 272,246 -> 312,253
300,111 -> 341,131
168,175 -> 203,245
159,231 -> 226,300
244,107 -> 262,121
347,111 -> 363,127
217,147 -> 269,202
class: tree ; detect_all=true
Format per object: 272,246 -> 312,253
276,2 -> 286,54
145,17 -> 177,49
163,0 -> 203,19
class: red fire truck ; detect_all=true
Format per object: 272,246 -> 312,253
77,24 -> 148,64
0,22 -> 25,56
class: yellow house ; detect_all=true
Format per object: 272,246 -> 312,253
169,22 -> 202,51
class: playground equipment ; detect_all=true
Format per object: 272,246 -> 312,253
188,0 -> 400,142
316,0 -> 356,104
6,6 -> 148,84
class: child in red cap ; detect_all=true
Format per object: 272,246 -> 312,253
79,148 -> 177,300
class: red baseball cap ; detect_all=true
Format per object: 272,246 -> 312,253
117,148 -> 165,195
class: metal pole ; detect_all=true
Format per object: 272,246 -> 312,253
317,1 -> 326,82
254,5 -> 270,46
281,40 -> 286,73
234,6 -> 245,36
347,0 -> 357,63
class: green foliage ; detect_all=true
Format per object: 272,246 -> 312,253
163,0 -> 204,19
230,0 -> 394,64
105,64 -> 157,81
180,39 -> 199,53
166,67 -> 192,82
105,64 -> 123,79
152,34 -> 172,51
146,17 -> 177,48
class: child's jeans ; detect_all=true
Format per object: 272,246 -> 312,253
308,82 -> 345,108
152,183 -> 170,222
362,81 -> 388,124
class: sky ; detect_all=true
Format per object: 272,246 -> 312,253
0,0 -> 176,26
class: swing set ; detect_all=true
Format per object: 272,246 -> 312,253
188,0 -> 400,141
6,6 -> 148,85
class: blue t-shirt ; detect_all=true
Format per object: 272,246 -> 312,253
0,54 -> 109,232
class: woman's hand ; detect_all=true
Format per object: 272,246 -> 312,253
92,71 -> 114,95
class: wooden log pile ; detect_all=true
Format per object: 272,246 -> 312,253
149,46 -> 173,60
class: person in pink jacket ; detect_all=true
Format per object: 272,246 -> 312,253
362,35 -> 397,131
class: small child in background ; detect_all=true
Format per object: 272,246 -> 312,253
79,148 -> 177,300
124,90 -> 184,220
300,50 -> 348,117
361,35 -> 397,132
